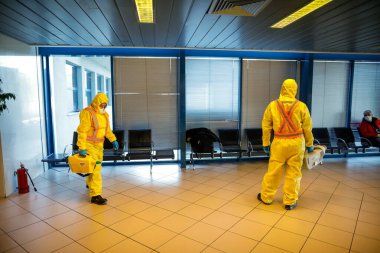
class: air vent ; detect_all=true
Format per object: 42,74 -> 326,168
208,0 -> 271,16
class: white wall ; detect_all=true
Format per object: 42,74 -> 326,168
0,33 -> 46,197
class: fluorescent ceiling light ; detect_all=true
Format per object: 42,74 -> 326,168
135,0 -> 154,23
271,0 -> 332,29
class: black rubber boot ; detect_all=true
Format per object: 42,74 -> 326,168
285,202 -> 297,210
257,193 -> 271,205
91,195 -> 107,205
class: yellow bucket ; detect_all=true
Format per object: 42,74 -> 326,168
68,154 -> 97,174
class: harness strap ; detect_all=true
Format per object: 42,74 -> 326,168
274,100 -> 303,139
85,107 -> 106,143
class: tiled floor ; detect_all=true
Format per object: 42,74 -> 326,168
1,156 -> 380,253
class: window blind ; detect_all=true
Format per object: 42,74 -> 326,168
311,61 -> 349,127
113,57 -> 178,149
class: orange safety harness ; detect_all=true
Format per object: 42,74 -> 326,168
274,100 -> 304,139
85,107 -> 109,143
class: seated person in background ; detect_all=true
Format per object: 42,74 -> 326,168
359,110 -> 380,147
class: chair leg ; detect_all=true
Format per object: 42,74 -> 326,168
150,156 -> 153,174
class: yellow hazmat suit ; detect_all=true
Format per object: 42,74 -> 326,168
77,93 -> 116,198
260,79 -> 313,206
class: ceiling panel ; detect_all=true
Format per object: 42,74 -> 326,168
0,0 -> 379,53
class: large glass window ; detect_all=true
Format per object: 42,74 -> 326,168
65,63 -> 80,112
351,62 -> 380,124
49,56 -> 111,154
97,74 -> 104,92
85,70 -> 94,106
311,61 -> 349,127
186,57 -> 240,133
105,77 -> 111,105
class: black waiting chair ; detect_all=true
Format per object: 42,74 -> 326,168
218,129 -> 245,158
332,127 -> 371,154
186,128 -> 219,169
245,128 -> 264,156
127,129 -> 154,171
312,128 -> 339,154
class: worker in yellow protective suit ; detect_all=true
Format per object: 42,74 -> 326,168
77,93 -> 118,205
257,79 -> 314,210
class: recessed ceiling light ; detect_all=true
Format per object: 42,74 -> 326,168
271,0 -> 332,29
135,0 -> 154,23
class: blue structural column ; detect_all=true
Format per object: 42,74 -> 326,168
110,56 -> 116,126
238,58 -> 243,132
346,60 -> 355,127
41,56 -> 54,167
299,54 -> 314,110
178,50 -> 187,168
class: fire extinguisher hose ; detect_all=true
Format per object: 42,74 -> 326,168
25,170 -> 37,192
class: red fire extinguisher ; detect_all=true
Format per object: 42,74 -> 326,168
14,163 -> 37,193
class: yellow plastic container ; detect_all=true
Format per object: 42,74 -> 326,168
68,154 -> 97,174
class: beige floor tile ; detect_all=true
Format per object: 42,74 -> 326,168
155,197 -> 191,212
0,198 -> 16,210
0,233 -> 18,252
229,218 -> 271,241
117,199 -> 151,215
135,206 -> 173,223
91,207 -> 130,226
329,194 -> 362,209
231,193 -> 260,206
109,216 -> 152,237
8,221 -> 55,244
53,242 -> 92,253
210,231 -> 258,253
210,189 -> 240,201
222,182 -> 251,193
156,186 -> 185,197
358,210 -> 380,226
106,182 -> 136,193
158,235 -> 207,253
195,195 -> 228,210
182,221 -> 225,245
351,234 -> 380,253
75,202 -> 113,217
275,216 -> 314,236
175,180 -> 200,190
138,192 -> 171,205
77,228 -> 126,253
244,208 -> 282,226
257,202 -> 288,214
3,246 -> 28,253
300,238 -> 349,253
297,197 -> 327,212
285,207 -> 321,223
309,224 -> 353,249
177,204 -> 214,220
324,203 -> 360,220
45,210 -> 86,229
262,228 -> 307,253
360,200 -> 380,214
202,210 -> 240,230
201,247 -> 225,253
31,203 -> 70,220
22,231 -> 73,253
131,224 -> 176,249
218,201 -> 253,217
121,187 -> 152,198
105,194 -> 133,207
60,218 -> 105,240
317,212 -> 356,233
251,242 -> 289,253
204,179 -> 230,188
103,238 -> 152,253
156,213 -> 197,233
0,213 -> 40,232
174,190 -> 206,203
0,205 -> 28,219
191,183 -> 219,195
355,221 -> 380,240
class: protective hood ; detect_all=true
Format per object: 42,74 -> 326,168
90,93 -> 108,112
279,79 -> 298,100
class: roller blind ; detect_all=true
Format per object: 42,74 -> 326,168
241,59 -> 299,129
185,58 -> 240,134
113,57 -> 178,149
311,61 -> 349,127
351,62 -> 380,123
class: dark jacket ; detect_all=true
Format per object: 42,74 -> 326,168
186,128 -> 219,153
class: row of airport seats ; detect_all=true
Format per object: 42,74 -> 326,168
186,127 -> 380,169
42,129 -> 175,172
